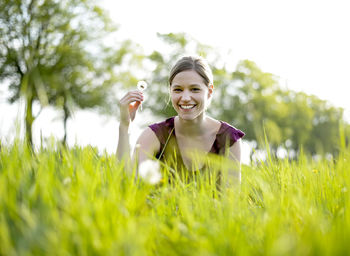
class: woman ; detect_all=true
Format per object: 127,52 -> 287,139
117,56 -> 244,185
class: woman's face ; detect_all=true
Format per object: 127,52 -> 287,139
170,70 -> 212,121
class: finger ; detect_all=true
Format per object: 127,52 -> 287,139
120,91 -> 143,101
129,101 -> 140,121
120,96 -> 144,105
129,101 -> 141,111
133,101 -> 141,108
130,111 -> 136,121
120,93 -> 143,102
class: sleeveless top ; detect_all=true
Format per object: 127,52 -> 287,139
149,116 -> 245,178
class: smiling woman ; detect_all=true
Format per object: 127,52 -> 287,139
117,56 -> 245,187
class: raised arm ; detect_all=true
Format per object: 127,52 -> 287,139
116,90 -> 143,162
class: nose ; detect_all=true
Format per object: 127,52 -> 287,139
181,90 -> 191,101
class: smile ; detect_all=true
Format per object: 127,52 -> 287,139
179,104 -> 196,109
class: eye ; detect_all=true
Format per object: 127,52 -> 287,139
173,88 -> 182,92
191,88 -> 201,92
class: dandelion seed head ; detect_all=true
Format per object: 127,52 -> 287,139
137,81 -> 147,91
138,159 -> 161,185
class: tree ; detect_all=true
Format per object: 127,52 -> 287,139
0,0 -> 127,147
212,60 -> 286,154
305,96 -> 344,155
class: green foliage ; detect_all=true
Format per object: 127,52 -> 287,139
0,0 -> 130,145
0,141 -> 349,255
213,59 -> 348,157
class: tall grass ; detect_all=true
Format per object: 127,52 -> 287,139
0,140 -> 349,255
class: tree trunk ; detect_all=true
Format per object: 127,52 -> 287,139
25,94 -> 34,149
62,101 -> 69,145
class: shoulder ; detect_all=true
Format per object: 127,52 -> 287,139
134,117 -> 175,162
135,127 -> 160,159
217,121 -> 245,147
137,127 -> 160,145
221,123 -> 243,162
148,117 -> 175,145
149,117 -> 172,132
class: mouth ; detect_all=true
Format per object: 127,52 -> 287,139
179,104 -> 196,110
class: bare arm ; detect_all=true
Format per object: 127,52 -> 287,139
132,127 -> 160,170
116,123 -> 131,161
116,90 -> 143,162
226,139 -> 242,186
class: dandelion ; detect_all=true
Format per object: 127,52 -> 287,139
312,169 -> 318,173
137,80 -> 147,111
138,159 -> 162,185
137,81 -> 147,91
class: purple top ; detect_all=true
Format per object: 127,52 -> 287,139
149,116 -> 245,172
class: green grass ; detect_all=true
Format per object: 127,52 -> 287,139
0,141 -> 349,256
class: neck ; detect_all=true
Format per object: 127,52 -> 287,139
175,113 -> 208,136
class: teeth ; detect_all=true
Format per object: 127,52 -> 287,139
180,105 -> 195,109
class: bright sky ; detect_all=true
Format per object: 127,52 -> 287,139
0,0 -> 349,162
101,0 -> 350,114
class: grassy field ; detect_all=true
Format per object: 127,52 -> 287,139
0,141 -> 349,256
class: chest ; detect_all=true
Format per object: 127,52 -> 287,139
175,133 -> 217,170
176,134 -> 215,153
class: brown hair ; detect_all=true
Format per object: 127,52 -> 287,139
169,56 -> 213,86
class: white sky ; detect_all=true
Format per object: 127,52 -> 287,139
1,0 -> 349,162
101,0 -> 350,113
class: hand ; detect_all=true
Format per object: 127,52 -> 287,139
119,90 -> 144,125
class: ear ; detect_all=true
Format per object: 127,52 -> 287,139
208,84 -> 214,98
